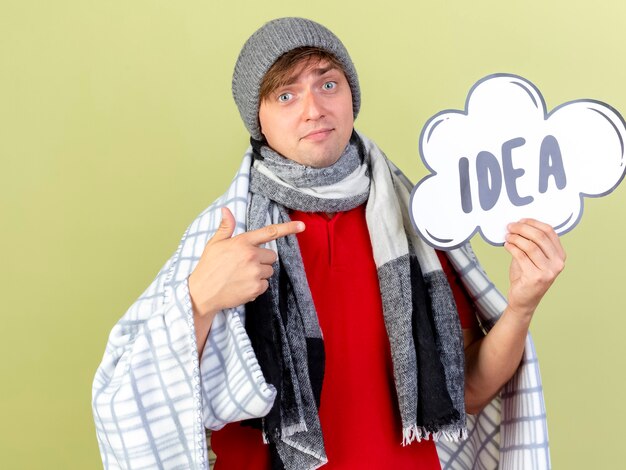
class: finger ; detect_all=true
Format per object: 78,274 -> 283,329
507,220 -> 559,261
519,218 -> 566,260
258,264 -> 274,280
504,240 -> 535,272
505,233 -> 549,270
248,280 -> 270,303
257,247 -> 278,265
518,218 -> 553,233
211,207 -> 236,242
243,221 -> 305,246
254,279 -> 269,299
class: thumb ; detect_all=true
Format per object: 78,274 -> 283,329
211,207 -> 236,242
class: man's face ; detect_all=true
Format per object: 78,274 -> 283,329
258,59 -> 354,168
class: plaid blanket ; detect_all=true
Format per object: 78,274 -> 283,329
92,135 -> 550,469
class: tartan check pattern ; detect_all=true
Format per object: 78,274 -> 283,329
93,141 -> 550,469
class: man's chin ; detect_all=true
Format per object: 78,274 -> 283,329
303,152 -> 343,168
296,143 -> 345,168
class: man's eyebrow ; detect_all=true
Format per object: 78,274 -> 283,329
282,65 -> 340,87
313,65 -> 338,77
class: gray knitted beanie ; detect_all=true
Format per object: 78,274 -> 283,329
232,17 -> 360,140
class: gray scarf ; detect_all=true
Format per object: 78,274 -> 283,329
245,133 -> 466,470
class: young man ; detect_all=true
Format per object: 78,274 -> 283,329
93,18 -> 565,470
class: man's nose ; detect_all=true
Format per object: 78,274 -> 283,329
302,90 -> 324,120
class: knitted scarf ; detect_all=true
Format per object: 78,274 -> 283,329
243,133 -> 466,469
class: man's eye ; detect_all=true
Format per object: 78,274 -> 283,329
323,81 -> 337,90
278,93 -> 292,102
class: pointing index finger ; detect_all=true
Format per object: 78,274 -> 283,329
243,221 -> 306,246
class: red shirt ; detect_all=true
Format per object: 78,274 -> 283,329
211,205 -> 476,469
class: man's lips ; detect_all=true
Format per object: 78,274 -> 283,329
301,128 -> 334,140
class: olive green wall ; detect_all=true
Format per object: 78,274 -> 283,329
2,1 -> 624,468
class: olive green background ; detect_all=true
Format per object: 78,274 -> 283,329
2,1 -> 625,468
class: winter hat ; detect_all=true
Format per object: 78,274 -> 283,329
232,17 -> 360,140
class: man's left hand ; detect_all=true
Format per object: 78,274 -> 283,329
504,218 -> 566,321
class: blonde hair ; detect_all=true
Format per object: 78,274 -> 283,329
259,47 -> 345,102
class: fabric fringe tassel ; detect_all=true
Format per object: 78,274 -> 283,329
402,425 -> 468,446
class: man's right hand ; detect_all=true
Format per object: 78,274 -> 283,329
188,207 -> 305,318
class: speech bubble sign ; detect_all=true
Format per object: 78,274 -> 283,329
410,73 -> 626,250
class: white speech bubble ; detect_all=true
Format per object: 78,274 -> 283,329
410,73 -> 626,250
